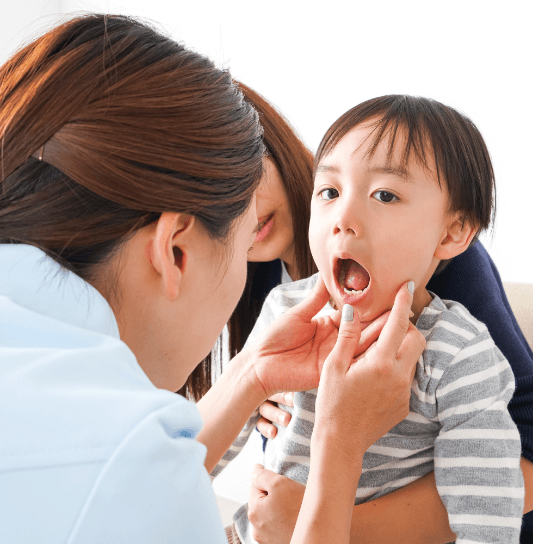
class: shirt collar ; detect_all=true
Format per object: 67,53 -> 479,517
0,244 -> 120,339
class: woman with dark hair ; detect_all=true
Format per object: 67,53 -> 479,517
0,14 -> 424,544
202,86 -> 533,542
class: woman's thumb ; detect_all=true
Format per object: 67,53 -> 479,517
326,305 -> 361,372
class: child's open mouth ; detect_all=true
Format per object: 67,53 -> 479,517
334,257 -> 371,302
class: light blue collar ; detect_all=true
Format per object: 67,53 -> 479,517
0,244 -> 120,339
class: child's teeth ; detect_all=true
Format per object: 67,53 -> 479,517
343,287 -> 365,295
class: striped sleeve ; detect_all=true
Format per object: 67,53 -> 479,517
434,331 -> 524,543
210,289 -> 288,478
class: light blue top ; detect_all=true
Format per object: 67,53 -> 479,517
0,244 -> 226,544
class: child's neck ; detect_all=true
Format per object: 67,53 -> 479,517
410,287 -> 433,325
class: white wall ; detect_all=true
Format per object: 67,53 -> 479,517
0,0 -> 63,64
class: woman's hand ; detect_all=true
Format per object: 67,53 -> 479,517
246,275 -> 391,401
289,281 -> 425,544
313,281 -> 425,458
248,466 -> 303,544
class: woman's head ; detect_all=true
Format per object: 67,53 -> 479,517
235,82 -> 315,280
0,14 -> 264,389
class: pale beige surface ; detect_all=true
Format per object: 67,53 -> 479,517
216,495 -> 241,528
504,282 -> 533,351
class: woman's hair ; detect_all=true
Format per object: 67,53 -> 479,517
179,82 -> 318,400
227,82 -> 317,356
315,95 -> 495,273
0,14 -> 265,394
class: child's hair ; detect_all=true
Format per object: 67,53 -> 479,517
178,82 -> 317,400
315,95 -> 495,273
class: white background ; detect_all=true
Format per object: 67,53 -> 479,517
2,0 -> 532,503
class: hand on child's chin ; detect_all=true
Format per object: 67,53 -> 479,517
316,310 -> 389,376
329,297 -> 375,332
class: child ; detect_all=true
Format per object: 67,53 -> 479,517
213,95 -> 524,544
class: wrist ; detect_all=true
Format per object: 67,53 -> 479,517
225,348 -> 268,410
311,426 -> 366,474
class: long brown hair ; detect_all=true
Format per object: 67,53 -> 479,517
0,14 -> 264,387
228,82 -> 317,356
178,82 -> 318,400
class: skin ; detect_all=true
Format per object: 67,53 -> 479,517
91,204 -> 424,544
247,158 -> 297,278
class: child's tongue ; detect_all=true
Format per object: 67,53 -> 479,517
344,259 -> 370,291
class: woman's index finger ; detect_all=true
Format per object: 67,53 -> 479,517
375,281 -> 415,358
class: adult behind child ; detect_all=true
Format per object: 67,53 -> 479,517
0,14 -> 426,544
209,89 -> 533,543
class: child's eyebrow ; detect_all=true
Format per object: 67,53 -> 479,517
316,164 -> 338,173
316,163 -> 413,182
368,165 -> 414,183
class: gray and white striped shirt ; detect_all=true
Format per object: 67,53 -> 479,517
212,274 -> 524,544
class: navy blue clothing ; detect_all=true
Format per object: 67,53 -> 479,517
254,244 -> 533,538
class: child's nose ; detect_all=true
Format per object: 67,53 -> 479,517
333,203 -> 363,237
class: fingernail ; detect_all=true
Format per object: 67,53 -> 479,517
277,414 -> 287,424
268,429 -> 275,438
407,281 -> 415,294
342,304 -> 354,322
409,310 -> 415,318
284,392 -> 293,404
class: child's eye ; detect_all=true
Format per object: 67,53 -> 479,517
317,188 -> 339,201
372,190 -> 399,203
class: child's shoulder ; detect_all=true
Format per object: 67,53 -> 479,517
266,273 -> 320,310
417,292 -> 489,345
416,292 -> 507,387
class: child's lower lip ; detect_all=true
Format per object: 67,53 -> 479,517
255,214 -> 274,243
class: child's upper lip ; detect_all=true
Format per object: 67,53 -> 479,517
332,250 -> 369,272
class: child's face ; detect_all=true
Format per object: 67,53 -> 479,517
310,122 -> 452,325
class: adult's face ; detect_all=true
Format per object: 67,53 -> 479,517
101,200 -> 258,391
247,158 -> 295,269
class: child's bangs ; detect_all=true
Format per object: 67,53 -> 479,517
363,114 -> 443,188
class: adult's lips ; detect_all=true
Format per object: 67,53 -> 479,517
254,213 -> 274,243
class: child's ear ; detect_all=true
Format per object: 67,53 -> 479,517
434,215 -> 477,261
151,212 -> 194,301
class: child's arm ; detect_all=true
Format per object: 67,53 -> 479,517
209,408 -> 261,478
207,285 -> 296,477
433,333 -> 524,543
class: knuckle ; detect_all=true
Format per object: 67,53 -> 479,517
338,329 -> 358,342
248,506 -> 258,523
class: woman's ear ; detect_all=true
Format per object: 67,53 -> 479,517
434,215 -> 477,261
151,212 -> 194,301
